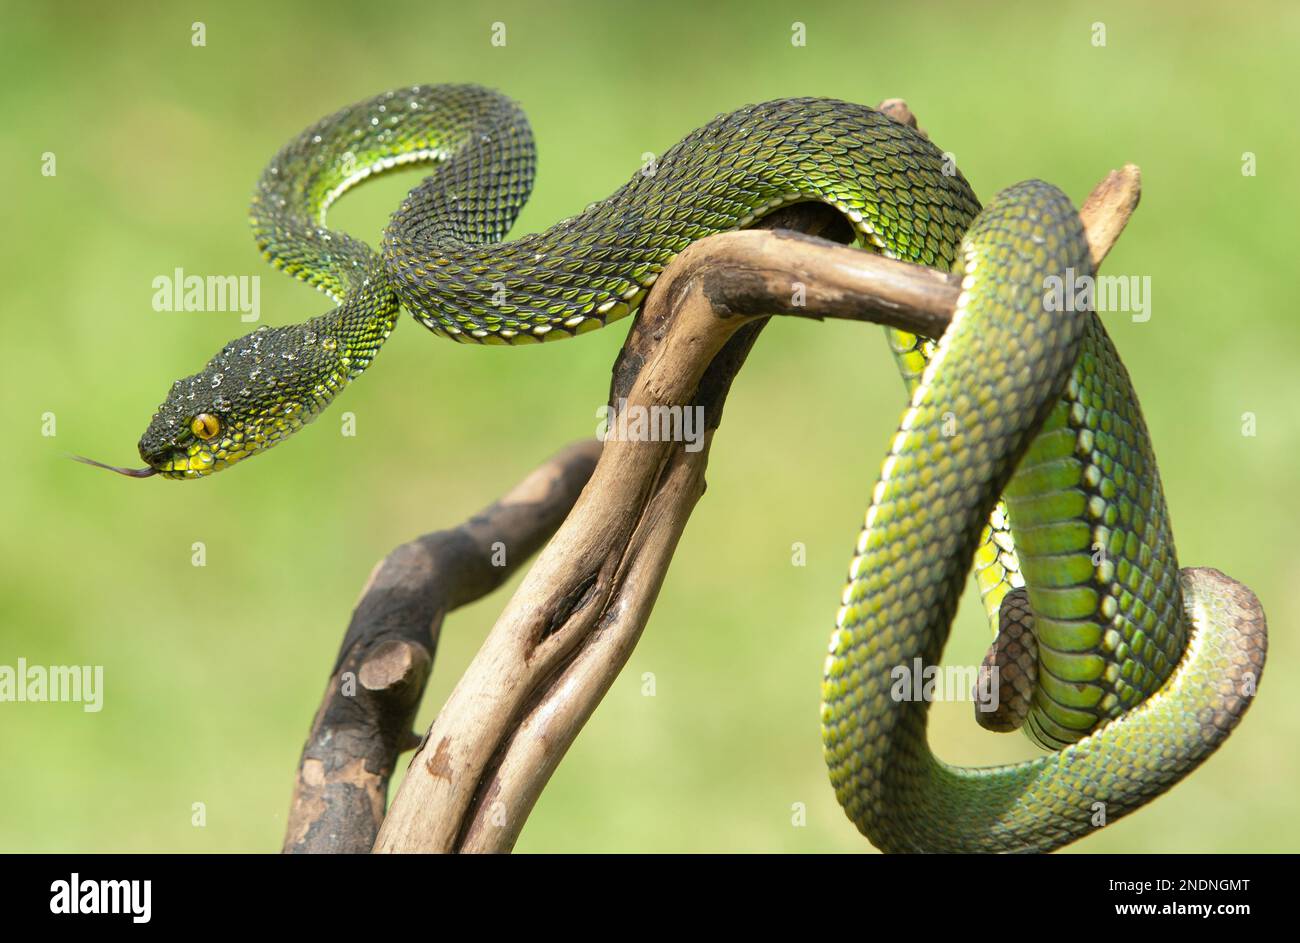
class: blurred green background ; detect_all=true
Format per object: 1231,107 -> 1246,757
2,0 -> 1297,853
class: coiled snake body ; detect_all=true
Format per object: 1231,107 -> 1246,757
119,85 -> 1265,851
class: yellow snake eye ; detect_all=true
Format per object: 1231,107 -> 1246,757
191,413 -> 221,440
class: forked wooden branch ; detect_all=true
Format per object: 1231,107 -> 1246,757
282,440 -> 600,853
315,99 -> 1141,853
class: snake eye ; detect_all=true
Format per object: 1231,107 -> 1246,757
191,413 -> 221,440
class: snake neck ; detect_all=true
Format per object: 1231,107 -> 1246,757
230,86 -> 525,456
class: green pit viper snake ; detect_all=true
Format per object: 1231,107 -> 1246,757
83,84 -> 1266,852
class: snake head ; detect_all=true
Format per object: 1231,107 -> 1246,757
136,321 -> 346,479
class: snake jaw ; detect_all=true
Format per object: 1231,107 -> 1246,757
138,413 -> 217,479
140,445 -> 219,480
139,424 -> 267,479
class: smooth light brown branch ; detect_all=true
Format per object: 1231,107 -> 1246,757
1080,164 -> 1141,267
282,440 -> 601,853
373,105 -> 1142,852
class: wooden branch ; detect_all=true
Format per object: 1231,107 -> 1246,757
1080,163 -> 1141,267
372,103 -> 1143,852
373,204 -> 850,854
282,440 -> 601,853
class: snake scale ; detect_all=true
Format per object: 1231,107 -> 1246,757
92,85 -> 1267,852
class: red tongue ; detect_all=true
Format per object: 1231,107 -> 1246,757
70,455 -> 157,478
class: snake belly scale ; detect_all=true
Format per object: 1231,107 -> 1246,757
121,85 -> 1265,852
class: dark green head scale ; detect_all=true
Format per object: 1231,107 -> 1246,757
137,307 -> 379,478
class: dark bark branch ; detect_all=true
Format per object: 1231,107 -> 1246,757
282,440 -> 601,853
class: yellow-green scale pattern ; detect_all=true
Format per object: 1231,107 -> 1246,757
821,181 -> 1259,852
1002,318 -> 1184,751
